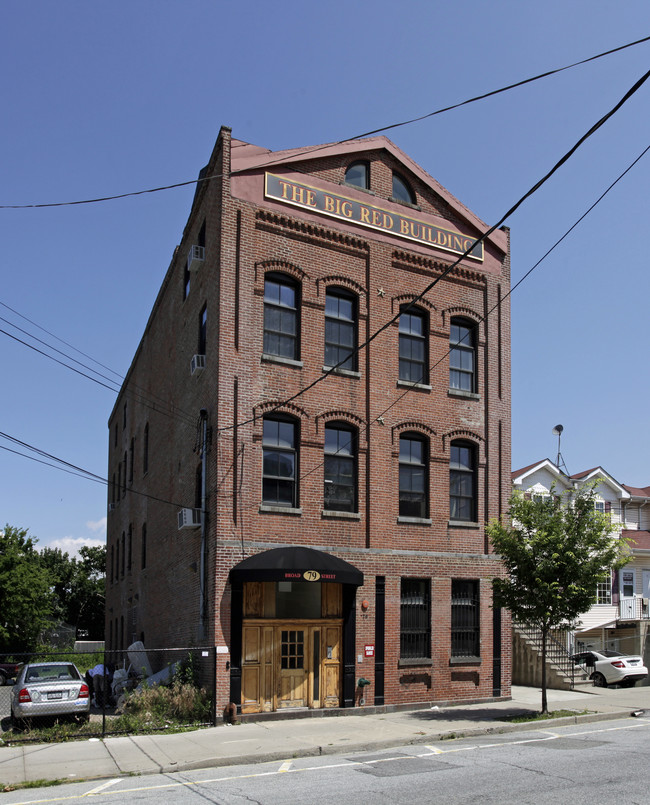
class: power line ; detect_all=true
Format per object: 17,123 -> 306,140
0,314 -> 197,429
1,36 -> 648,210
214,65 -> 650,436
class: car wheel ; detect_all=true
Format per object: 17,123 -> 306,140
592,672 -> 608,688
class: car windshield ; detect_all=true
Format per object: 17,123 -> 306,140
25,664 -> 80,682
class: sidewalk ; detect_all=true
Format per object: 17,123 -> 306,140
1,685 -> 648,788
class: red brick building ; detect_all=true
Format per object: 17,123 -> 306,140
106,127 -> 512,713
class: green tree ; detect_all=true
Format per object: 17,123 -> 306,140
487,484 -> 628,713
0,525 -> 53,654
40,544 -> 106,640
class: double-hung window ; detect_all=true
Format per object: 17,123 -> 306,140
399,434 -> 428,519
264,274 -> 298,360
399,308 -> 427,384
324,424 -> 356,513
325,289 -> 357,371
451,580 -> 480,659
450,441 -> 476,522
262,417 -> 298,507
400,578 -> 431,660
450,318 -> 476,392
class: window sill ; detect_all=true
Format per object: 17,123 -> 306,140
259,504 -> 302,516
448,388 -> 479,400
390,196 -> 421,212
397,380 -> 431,392
398,658 -> 432,668
340,181 -> 375,196
448,519 -> 480,529
261,354 -> 304,369
322,509 -> 361,520
398,516 -> 432,526
449,657 -> 481,666
323,366 -> 361,379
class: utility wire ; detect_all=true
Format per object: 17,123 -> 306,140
214,66 -> 650,436
236,139 -> 650,513
0,299 -> 198,427
1,36 -> 648,210
7,140 -> 647,516
0,325 -> 197,429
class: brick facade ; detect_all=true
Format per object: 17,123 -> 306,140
106,127 -> 512,712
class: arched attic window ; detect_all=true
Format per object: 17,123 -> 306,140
344,161 -> 369,189
392,172 -> 416,205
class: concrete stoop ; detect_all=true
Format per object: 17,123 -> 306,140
513,627 -> 586,691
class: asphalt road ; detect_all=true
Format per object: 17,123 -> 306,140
3,716 -> 649,804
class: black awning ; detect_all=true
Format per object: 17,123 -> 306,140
229,546 -> 363,586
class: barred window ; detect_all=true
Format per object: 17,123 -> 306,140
451,580 -> 480,659
400,578 -> 431,660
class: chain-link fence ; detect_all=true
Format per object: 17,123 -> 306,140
0,646 -> 217,743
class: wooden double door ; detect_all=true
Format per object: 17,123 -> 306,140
241,620 -> 342,713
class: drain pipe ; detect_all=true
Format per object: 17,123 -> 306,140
199,408 -> 208,641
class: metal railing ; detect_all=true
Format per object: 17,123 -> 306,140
514,623 -> 576,686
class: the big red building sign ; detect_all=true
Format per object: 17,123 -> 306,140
265,172 -> 484,261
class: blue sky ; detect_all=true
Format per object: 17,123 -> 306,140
2,1 -> 649,550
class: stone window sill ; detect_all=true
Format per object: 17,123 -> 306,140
398,516 -> 432,526
261,354 -> 304,369
323,366 -> 361,379
259,505 -> 302,516
397,380 -> 431,392
322,510 -> 361,520
448,388 -> 479,400
448,519 -> 480,529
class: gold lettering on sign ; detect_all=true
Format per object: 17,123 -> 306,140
264,173 -> 483,261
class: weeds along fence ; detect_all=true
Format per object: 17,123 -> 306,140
0,646 -> 217,743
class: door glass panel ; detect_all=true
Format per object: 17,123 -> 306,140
281,630 -> 304,670
276,582 -> 321,618
313,630 -> 320,702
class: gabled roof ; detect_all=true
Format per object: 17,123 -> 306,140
230,135 -> 508,255
569,467 -> 629,498
511,459 -> 568,485
623,485 -> 650,498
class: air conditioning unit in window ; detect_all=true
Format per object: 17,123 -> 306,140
187,245 -> 205,272
178,508 -> 202,530
191,354 -> 206,375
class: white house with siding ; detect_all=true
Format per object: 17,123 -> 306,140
511,460 -> 650,659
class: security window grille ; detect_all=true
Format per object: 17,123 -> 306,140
399,309 -> 426,383
264,275 -> 298,359
400,579 -> 431,659
325,290 -> 356,370
451,580 -> 480,659
262,417 -> 297,507
399,435 -> 427,518
450,319 -> 475,392
324,425 -> 356,512
450,442 -> 476,521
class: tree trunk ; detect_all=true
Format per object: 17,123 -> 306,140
541,626 -> 548,715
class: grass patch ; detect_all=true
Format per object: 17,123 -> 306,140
500,709 -> 590,723
2,778 -> 71,793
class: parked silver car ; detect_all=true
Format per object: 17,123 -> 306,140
11,662 -> 90,725
572,650 -> 648,687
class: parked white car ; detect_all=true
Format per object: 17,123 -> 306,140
572,650 -> 648,688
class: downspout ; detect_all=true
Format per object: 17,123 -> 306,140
199,408 -> 208,641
